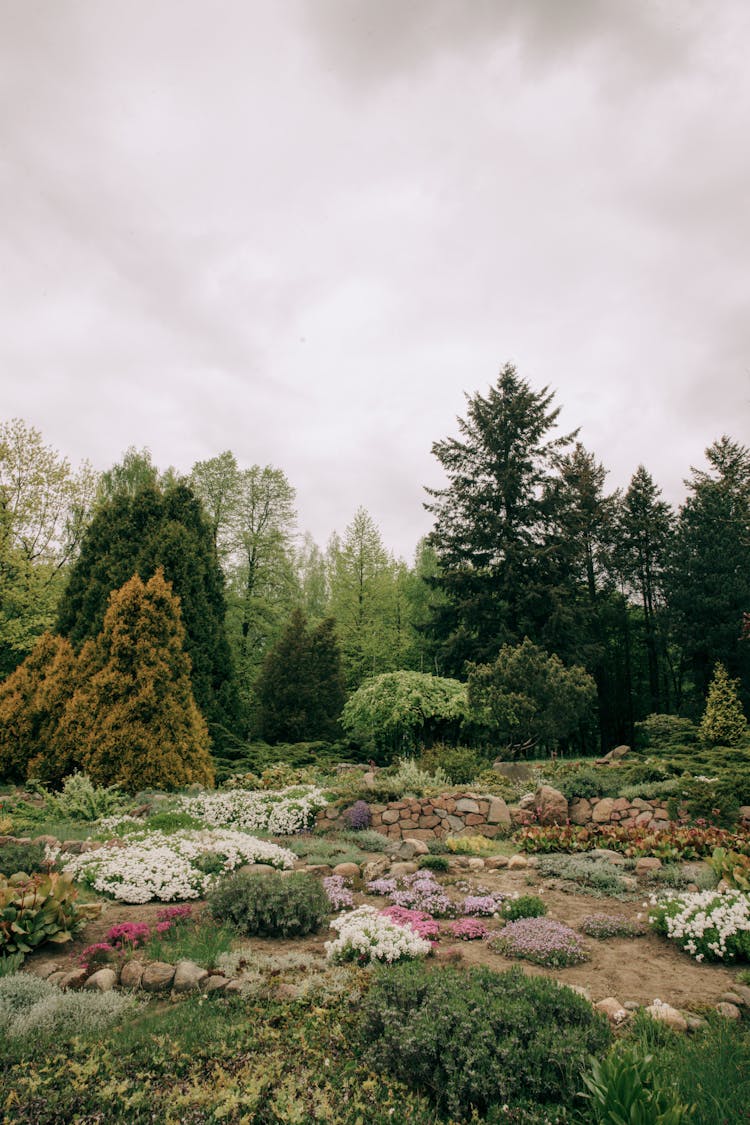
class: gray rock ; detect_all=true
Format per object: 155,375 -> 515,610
395,842 -> 417,861
716,1002 -> 741,1020
492,761 -> 534,781
507,854 -> 528,870
30,961 -> 62,979
120,960 -> 145,989
635,857 -> 662,876
173,960 -> 209,993
84,968 -> 117,992
362,857 -> 390,883
455,797 -> 479,814
484,855 -> 509,870
141,962 -> 176,992
390,861 -> 418,876
238,863 -> 276,875
402,837 -> 429,856
204,975 -> 229,993
589,848 -> 626,866
333,862 -> 361,878
46,971 -> 66,987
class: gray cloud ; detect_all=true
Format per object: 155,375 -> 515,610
1,1 -> 748,559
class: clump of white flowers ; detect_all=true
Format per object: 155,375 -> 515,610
178,785 -> 327,835
60,830 -> 296,903
648,888 -> 750,962
325,905 -> 432,965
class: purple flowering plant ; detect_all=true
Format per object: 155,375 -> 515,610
324,875 -> 355,912
488,917 -> 589,967
343,800 -> 372,830
380,905 -> 440,942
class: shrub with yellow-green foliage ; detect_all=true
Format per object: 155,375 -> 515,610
700,662 -> 748,748
57,569 -> 215,792
0,632 -> 78,783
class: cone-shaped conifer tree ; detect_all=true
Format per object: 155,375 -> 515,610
0,632 -> 78,783
699,662 -> 747,748
58,570 -> 214,791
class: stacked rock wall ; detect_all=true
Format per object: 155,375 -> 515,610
568,795 -> 674,829
316,794 -> 512,841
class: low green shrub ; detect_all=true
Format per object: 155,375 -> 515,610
426,838 -> 450,855
470,768 -> 517,799
142,809 -> 205,833
501,894 -> 547,920
536,855 -> 631,897
357,963 -> 610,1118
681,775 -> 741,828
339,828 -> 390,852
0,840 -> 48,877
366,758 -> 452,802
418,744 -> 485,785
32,772 -> 128,822
417,854 -> 450,872
634,714 -> 699,751
208,870 -> 329,938
144,917 -> 235,969
559,767 -> 619,801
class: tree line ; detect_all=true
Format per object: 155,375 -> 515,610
0,363 -> 748,770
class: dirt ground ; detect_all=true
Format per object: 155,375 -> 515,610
24,863 -> 744,1012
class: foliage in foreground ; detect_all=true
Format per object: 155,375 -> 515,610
579,1042 -> 694,1124
517,821 -> 750,860
357,963 -> 610,1118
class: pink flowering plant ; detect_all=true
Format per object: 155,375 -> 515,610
488,917 -> 589,967
449,917 -> 489,941
380,906 -> 440,942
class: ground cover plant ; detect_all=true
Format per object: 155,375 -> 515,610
579,912 -> 646,939
488,918 -> 589,967
648,888 -> 750,962
535,855 -> 632,897
0,872 -> 100,958
325,905 -> 433,963
58,830 -> 296,902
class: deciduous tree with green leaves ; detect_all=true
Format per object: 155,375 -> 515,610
341,669 -> 468,759
0,419 -> 97,676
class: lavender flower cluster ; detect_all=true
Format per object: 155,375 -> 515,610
488,918 -> 589,968
580,913 -> 645,939
449,917 -> 490,941
461,892 -> 507,916
323,875 -> 354,912
366,870 -> 456,916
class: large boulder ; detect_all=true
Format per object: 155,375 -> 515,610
533,785 -> 568,825
173,960 -> 209,993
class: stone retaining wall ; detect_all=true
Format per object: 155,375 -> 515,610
316,794 -> 512,840
568,795 -> 673,830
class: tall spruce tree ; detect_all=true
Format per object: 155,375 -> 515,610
56,481 -> 240,749
667,437 -> 750,708
424,365 -> 576,674
615,466 -> 675,714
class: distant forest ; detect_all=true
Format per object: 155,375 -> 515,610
2,364 -> 748,756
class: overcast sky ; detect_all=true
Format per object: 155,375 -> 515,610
2,1 -> 749,560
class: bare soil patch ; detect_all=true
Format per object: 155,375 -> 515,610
24,864 -> 744,1012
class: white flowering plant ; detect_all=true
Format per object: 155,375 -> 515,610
59,830 -> 296,904
648,888 -> 750,962
177,785 -> 327,835
325,906 -> 432,965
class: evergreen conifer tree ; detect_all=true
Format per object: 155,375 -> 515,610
57,570 -> 214,791
699,662 -> 747,747
56,482 -> 240,749
255,609 -> 345,743
0,632 -> 78,783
